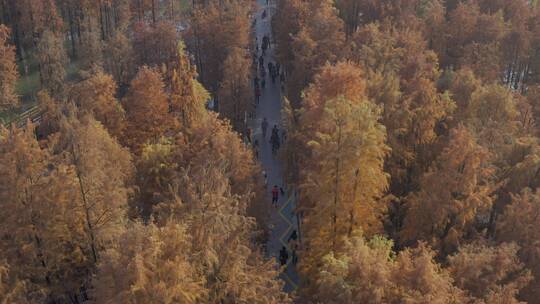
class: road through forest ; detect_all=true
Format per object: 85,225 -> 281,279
250,0 -> 301,293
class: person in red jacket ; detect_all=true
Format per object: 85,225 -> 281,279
271,185 -> 279,207
255,86 -> 261,104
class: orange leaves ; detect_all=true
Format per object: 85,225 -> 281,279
69,70 -> 126,139
218,47 -> 252,131
122,66 -> 176,154
0,25 -> 19,111
297,63 -> 390,294
402,126 -> 494,254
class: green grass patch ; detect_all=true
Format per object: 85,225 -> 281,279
16,70 -> 40,103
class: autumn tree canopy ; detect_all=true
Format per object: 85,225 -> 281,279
2,0 -> 540,302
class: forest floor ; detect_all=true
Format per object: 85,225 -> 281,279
251,0 -> 301,293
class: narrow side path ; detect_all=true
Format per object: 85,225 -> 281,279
250,0 -> 300,293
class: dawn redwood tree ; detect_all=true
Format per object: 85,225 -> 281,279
103,30 -> 134,87
311,235 -> 468,303
58,113 -> 133,264
153,165 -> 290,304
11,0 -> 63,51
187,0 -> 251,94
497,188 -> 540,302
77,11 -> 104,70
286,0 -> 346,106
0,123 -> 88,302
218,46 -> 252,132
0,261 -> 34,304
132,21 -> 178,68
448,242 -> 532,303
297,63 -> 389,293
168,42 -> 208,129
173,112 -> 261,201
0,24 -> 18,110
401,125 -> 494,255
36,30 -> 67,98
69,69 -> 126,139
91,222 -> 206,304
122,66 -> 177,153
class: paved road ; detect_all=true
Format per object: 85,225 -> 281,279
251,0 -> 300,293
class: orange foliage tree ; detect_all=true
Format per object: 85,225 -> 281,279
0,25 -> 19,110
122,66 -> 176,153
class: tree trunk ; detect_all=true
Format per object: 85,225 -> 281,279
332,124 -> 342,251
151,0 -> 156,24
71,144 -> 98,263
348,168 -> 360,237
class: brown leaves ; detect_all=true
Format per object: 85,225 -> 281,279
401,125 -> 494,254
0,25 -> 19,111
122,66 -> 177,154
69,70 -> 126,139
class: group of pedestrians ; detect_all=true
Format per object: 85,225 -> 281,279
279,230 -> 299,266
261,118 -> 283,156
252,6 -> 300,277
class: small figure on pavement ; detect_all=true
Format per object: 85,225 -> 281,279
268,62 -> 273,75
270,125 -> 280,155
253,139 -> 259,159
271,133 -> 280,155
259,55 -> 264,67
246,127 -> 252,144
279,246 -> 289,266
288,230 -> 298,265
263,170 -> 268,186
261,117 -> 268,139
272,124 -> 279,137
272,185 -> 279,207
288,230 -> 297,242
255,86 -> 261,104
261,78 -> 266,89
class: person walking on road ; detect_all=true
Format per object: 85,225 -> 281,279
253,139 -> 259,159
271,132 -> 279,155
288,230 -> 298,265
263,170 -> 268,186
272,185 -> 279,207
270,125 -> 280,155
255,86 -> 261,104
261,118 -> 268,139
261,78 -> 266,89
279,246 -> 289,266
268,62 -> 273,75
246,127 -> 252,144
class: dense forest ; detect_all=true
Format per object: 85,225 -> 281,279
1,0 -> 540,303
